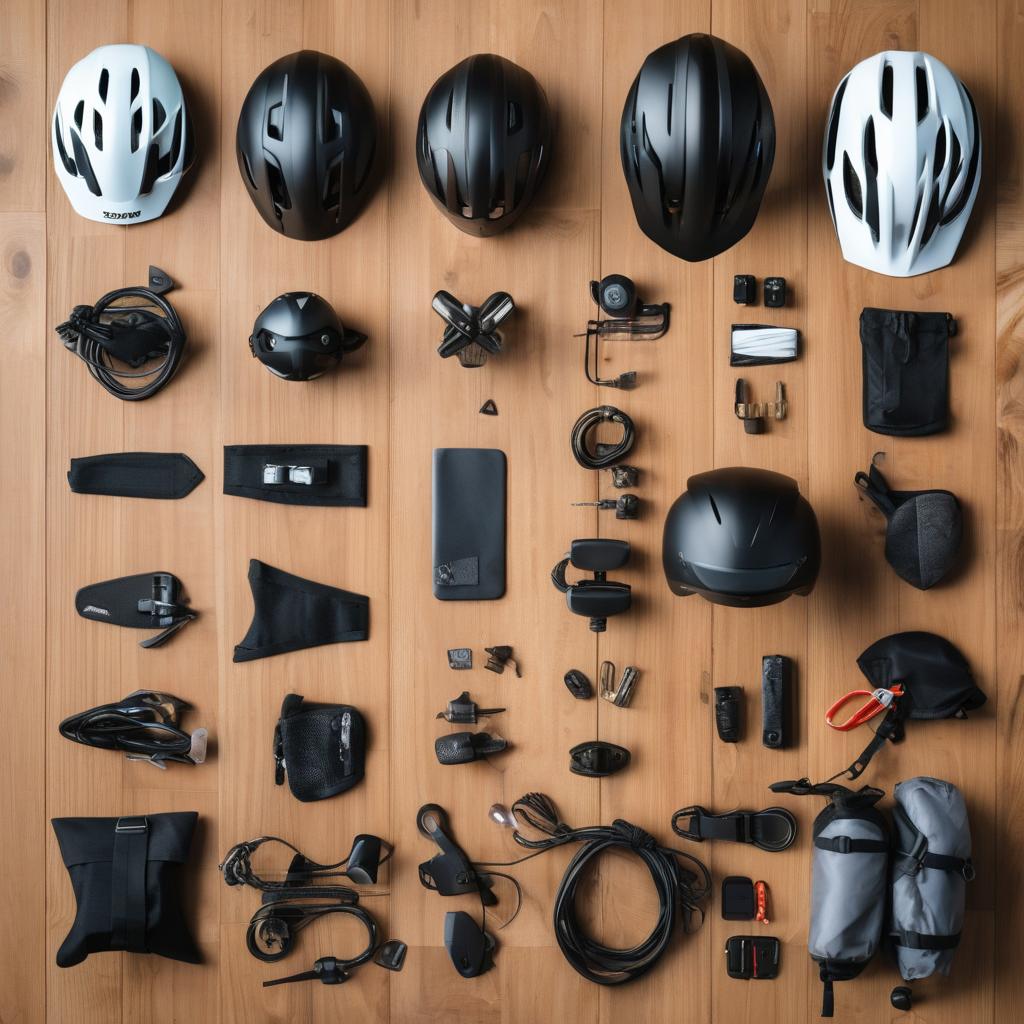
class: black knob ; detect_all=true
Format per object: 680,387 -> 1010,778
890,986 -> 913,1012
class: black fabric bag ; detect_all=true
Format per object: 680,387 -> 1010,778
860,308 -> 955,436
273,694 -> 366,802
52,812 -> 201,967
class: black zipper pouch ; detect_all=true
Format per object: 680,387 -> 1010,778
273,694 -> 366,802
860,308 -> 955,436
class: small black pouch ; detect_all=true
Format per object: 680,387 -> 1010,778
223,444 -> 367,507
432,448 -> 507,600
273,694 -> 366,802
52,812 -> 201,967
233,560 -> 369,662
860,308 -> 955,436
68,452 -> 204,499
75,572 -> 197,648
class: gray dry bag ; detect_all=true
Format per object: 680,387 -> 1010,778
770,779 -> 890,1017
890,776 -> 973,980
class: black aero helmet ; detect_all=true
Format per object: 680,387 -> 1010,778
663,468 -> 820,607
236,50 -> 378,241
249,292 -> 366,381
620,34 -> 775,262
416,53 -> 552,236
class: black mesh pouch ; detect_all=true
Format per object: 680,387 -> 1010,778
273,694 -> 366,802
51,812 -> 200,967
860,308 -> 955,436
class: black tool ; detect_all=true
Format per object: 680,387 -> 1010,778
551,538 -> 632,632
572,493 -> 639,519
445,911 -> 495,978
714,686 -> 742,743
569,740 -> 631,777
721,876 -> 756,921
484,645 -> 520,676
733,274 -> 756,305
436,692 -> 504,724
432,290 -> 515,367
725,935 -> 780,979
435,732 -> 508,765
762,655 -> 792,749
607,464 -> 639,488
764,277 -> 787,308
600,662 -> 639,708
563,669 -> 593,699
416,804 -> 499,904
578,274 -> 670,389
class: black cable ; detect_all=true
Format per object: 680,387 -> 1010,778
56,280 -> 186,400
58,691 -> 205,767
475,792 -> 711,986
247,897 -> 378,964
570,405 -> 636,469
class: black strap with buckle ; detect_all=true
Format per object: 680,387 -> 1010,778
75,572 -> 197,648
111,816 -> 150,953
671,805 -> 797,852
224,444 -> 367,507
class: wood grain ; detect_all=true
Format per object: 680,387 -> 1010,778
2,0 -> 1015,1021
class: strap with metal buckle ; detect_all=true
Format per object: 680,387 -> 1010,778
263,463 -> 324,486
825,685 -> 904,731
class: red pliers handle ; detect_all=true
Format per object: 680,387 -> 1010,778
825,685 -> 903,731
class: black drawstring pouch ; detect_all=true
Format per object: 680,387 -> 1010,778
273,694 -> 366,802
52,812 -> 201,967
860,308 -> 955,436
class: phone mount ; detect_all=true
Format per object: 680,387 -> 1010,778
431,289 -> 515,368
577,274 -> 670,389
551,538 -> 632,632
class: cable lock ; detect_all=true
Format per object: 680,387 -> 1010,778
570,405 -> 637,470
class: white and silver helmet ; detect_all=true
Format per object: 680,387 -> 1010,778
53,44 -> 194,225
823,50 -> 981,277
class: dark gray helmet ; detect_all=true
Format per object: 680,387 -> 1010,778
236,50 -> 379,241
249,292 -> 366,381
621,33 -> 775,262
416,53 -> 552,236
663,467 -> 820,607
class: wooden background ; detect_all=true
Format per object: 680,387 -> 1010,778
1,0 -> 1021,1020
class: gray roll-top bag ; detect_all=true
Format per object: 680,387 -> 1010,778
890,776 -> 973,981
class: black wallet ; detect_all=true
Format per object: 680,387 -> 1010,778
432,448 -> 507,600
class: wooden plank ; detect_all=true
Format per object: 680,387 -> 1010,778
217,1 -> 393,1020
995,1 -> 1024,1022
0,212 -> 47,1024
387,1 -> 604,1019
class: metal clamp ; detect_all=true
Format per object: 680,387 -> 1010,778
263,463 -> 323,486
599,661 -> 639,707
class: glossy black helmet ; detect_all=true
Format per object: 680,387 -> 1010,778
663,468 -> 820,607
237,50 -> 379,241
620,33 -> 775,262
416,53 -> 552,236
249,292 -> 366,381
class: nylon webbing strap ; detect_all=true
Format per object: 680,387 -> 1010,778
814,835 -> 889,855
890,928 -> 962,951
111,816 -> 150,953
68,452 -> 204,499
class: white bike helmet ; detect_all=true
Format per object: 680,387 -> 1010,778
823,51 -> 981,277
53,44 -> 194,224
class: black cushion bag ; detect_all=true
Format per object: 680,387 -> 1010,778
52,811 -> 201,967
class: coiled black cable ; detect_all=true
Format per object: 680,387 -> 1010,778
477,792 -> 711,986
570,405 -> 636,469
55,270 -> 186,400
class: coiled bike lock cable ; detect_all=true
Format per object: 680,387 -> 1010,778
55,266 -> 186,401
478,792 -> 711,985
570,405 -> 637,470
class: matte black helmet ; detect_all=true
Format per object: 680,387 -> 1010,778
663,468 -> 820,607
236,50 -> 379,241
620,33 -> 775,262
416,53 -> 552,236
249,292 -> 366,381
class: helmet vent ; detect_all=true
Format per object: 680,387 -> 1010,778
708,494 -> 722,525
267,102 -> 284,141
169,108 -> 183,166
328,109 -> 343,142
323,158 -> 341,211
98,68 -> 109,103
863,117 -> 879,239
152,98 -> 166,133
265,159 -> 291,212
507,101 -> 522,134
933,122 -> 947,179
445,89 -> 454,131
240,150 -> 257,190
843,152 -> 863,218
54,115 -> 76,175
139,143 -> 160,196
131,106 -> 143,152
825,76 -> 848,171
93,109 -> 103,150
130,67 -> 140,104
915,66 -> 929,122
73,100 -> 85,130
880,62 -> 893,119
665,82 -> 673,133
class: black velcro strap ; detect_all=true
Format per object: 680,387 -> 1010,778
224,445 -> 367,507
68,452 -> 204,499
111,816 -> 149,952
815,835 -> 890,854
890,928 -> 962,951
